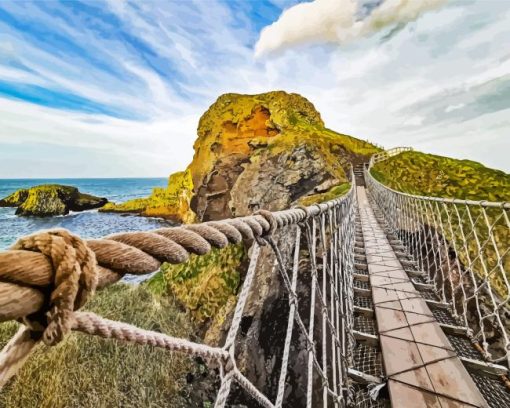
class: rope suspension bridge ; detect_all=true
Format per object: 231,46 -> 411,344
0,148 -> 509,407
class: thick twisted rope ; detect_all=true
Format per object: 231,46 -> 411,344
0,190 -> 355,401
12,229 -> 98,345
0,214 -> 275,323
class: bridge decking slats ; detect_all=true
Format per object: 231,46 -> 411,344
357,186 -> 489,408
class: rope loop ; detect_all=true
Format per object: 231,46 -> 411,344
11,229 -> 98,345
253,210 -> 277,245
294,204 -> 311,221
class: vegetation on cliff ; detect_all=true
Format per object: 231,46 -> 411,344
161,244 -> 245,324
0,184 -> 108,216
104,91 -> 380,223
0,283 -> 194,408
191,91 -> 379,209
100,170 -> 195,223
371,151 -> 510,202
298,182 -> 351,206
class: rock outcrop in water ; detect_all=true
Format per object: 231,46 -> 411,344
0,185 -> 108,216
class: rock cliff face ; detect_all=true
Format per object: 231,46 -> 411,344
190,91 -> 379,221
154,91 -> 380,405
0,185 -> 107,216
107,91 -> 379,222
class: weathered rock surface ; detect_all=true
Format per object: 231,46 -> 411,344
164,91 -> 380,404
0,185 -> 108,216
99,170 -> 195,223
189,91 -> 379,221
106,91 -> 380,223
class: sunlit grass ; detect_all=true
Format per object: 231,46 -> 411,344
0,283 -> 194,408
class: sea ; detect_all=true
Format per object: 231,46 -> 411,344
0,178 -> 172,253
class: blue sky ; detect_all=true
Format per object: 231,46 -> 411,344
0,0 -> 509,178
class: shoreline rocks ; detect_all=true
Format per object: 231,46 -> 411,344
0,184 -> 108,216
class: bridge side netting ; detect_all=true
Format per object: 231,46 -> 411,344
0,179 -> 357,407
366,150 -> 510,368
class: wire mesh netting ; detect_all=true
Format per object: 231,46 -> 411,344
352,343 -> 383,378
366,155 -> 510,367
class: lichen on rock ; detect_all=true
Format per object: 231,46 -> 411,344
0,184 -> 108,216
100,170 -> 196,223
190,90 -> 380,221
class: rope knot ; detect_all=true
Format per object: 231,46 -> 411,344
11,229 -> 98,345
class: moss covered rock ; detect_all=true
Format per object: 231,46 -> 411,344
190,91 -> 380,220
100,170 -> 195,223
0,184 -> 108,216
101,91 -> 379,222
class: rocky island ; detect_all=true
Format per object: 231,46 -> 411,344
101,90 -> 380,222
0,184 -> 108,216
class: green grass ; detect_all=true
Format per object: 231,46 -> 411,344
0,283 -> 195,408
298,182 -> 351,206
371,151 -> 510,202
372,150 -> 510,297
161,244 -> 245,324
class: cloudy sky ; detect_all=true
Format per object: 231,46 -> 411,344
0,0 -> 509,178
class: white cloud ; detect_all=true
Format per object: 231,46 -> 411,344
445,103 -> 464,113
255,0 -> 446,57
1,0 -> 509,178
0,97 -> 198,177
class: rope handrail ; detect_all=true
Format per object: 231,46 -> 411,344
365,149 -> 510,367
0,172 -> 358,407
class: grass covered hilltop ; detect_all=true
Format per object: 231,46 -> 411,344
0,91 -> 380,407
101,91 -> 380,221
371,150 -> 510,298
371,150 -> 510,202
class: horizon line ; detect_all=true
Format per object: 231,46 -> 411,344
0,176 -> 170,180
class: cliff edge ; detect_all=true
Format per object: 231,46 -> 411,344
103,90 -> 380,222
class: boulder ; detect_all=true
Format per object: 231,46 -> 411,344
0,184 -> 108,216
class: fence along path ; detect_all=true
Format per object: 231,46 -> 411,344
367,148 -> 510,368
0,176 -> 357,406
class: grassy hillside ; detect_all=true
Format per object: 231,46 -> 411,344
0,283 -> 195,408
371,151 -> 510,298
371,151 -> 510,202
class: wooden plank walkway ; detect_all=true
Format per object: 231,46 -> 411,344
357,186 -> 488,408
